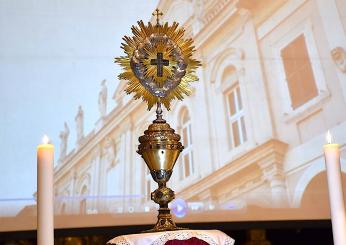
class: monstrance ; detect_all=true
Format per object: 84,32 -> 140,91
115,9 -> 201,232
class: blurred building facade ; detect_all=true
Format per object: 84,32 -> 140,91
54,0 -> 346,217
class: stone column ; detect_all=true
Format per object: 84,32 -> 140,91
126,128 -> 134,212
257,140 -> 288,208
70,171 -> 78,214
118,130 -> 127,211
192,57 -> 215,178
91,147 -> 101,213
260,162 -> 288,208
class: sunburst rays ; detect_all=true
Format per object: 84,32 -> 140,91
115,20 -> 201,110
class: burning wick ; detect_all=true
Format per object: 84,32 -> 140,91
42,135 -> 50,144
326,130 -> 333,144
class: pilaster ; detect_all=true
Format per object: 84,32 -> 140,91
315,0 -> 346,101
257,141 -> 288,207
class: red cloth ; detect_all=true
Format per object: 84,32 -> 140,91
164,237 -> 209,245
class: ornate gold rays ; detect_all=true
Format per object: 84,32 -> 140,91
115,11 -> 201,110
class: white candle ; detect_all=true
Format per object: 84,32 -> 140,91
323,131 -> 346,245
37,135 -> 54,245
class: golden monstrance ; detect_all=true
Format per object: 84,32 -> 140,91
115,9 -> 201,232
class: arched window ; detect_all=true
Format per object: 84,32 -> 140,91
179,108 -> 194,179
223,66 -> 247,148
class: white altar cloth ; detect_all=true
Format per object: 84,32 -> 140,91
107,229 -> 235,245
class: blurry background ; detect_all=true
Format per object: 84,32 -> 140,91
0,0 -> 346,237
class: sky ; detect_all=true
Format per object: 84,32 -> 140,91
0,0 -> 159,208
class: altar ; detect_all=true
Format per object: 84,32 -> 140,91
107,230 -> 234,245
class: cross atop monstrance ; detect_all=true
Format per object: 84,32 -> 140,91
151,9 -> 168,77
152,8 -> 163,26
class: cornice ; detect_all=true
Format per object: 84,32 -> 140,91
193,3 -> 248,49
178,139 -> 288,200
54,99 -> 143,182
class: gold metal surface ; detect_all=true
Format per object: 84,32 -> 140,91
136,103 -> 186,232
115,9 -> 199,232
138,115 -> 183,172
141,149 -> 180,171
115,13 -> 201,110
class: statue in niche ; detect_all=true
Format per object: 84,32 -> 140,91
75,105 -> 84,143
193,0 -> 205,21
59,122 -> 70,160
331,47 -> 346,73
103,136 -> 116,166
98,79 -> 108,118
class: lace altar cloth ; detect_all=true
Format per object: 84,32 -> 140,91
107,230 -> 235,245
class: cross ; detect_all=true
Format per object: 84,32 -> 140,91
150,52 -> 169,77
152,8 -> 163,26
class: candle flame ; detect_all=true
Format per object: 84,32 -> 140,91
326,130 -> 333,144
42,135 -> 50,144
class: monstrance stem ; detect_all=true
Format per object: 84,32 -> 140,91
156,102 -> 163,120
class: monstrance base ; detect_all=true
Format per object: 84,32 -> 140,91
142,208 -> 187,233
